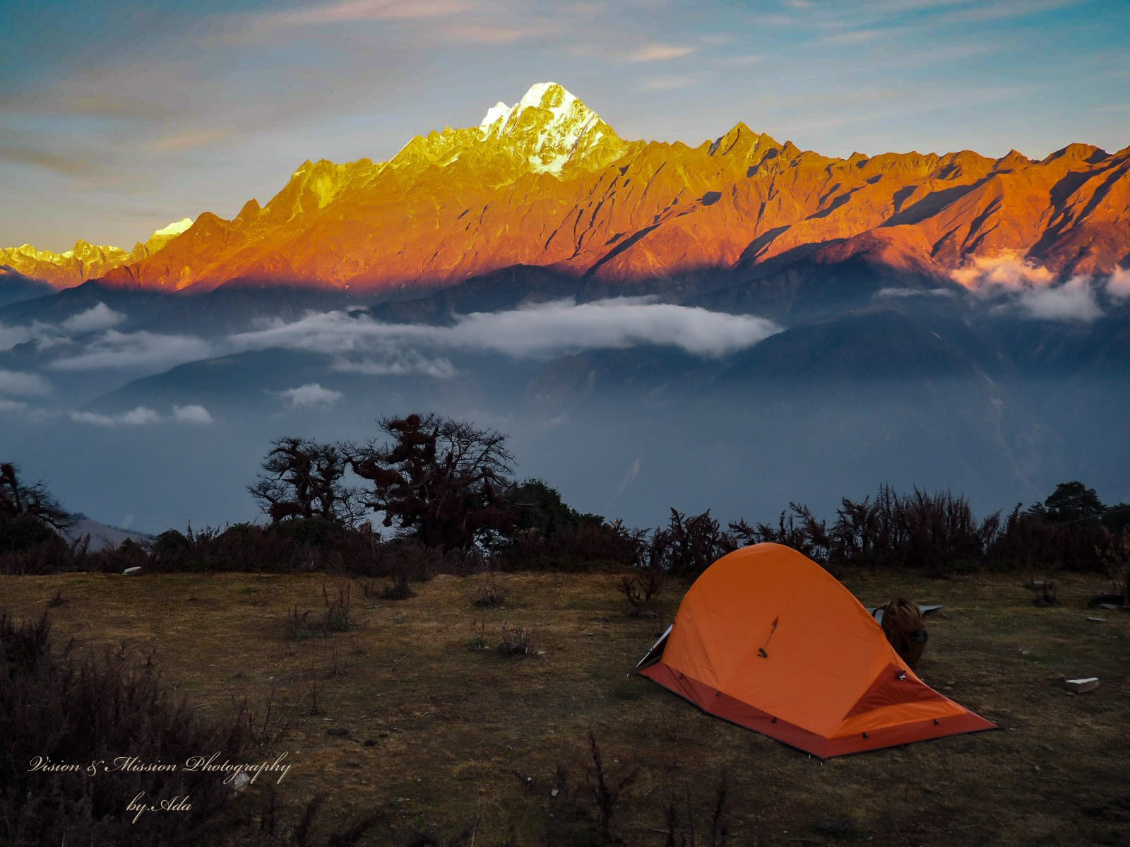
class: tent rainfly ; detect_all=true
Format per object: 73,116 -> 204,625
637,543 -> 997,757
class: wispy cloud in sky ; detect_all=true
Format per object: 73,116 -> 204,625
147,129 -> 234,152
638,75 -> 702,92
268,0 -> 478,25
625,44 -> 696,62
0,145 -> 103,179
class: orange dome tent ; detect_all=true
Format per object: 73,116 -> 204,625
637,543 -> 997,757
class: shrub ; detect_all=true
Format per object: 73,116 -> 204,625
497,625 -> 535,657
286,584 -> 354,638
472,574 -> 508,608
497,521 -> 641,573
619,566 -> 664,617
662,771 -> 732,847
547,732 -> 637,846
0,609 -> 250,846
367,578 -> 416,601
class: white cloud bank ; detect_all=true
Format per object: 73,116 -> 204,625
949,252 -> 1123,323
60,303 -> 127,334
332,349 -> 457,379
951,251 -> 1055,291
277,383 -> 343,407
0,368 -> 51,396
69,404 -> 215,426
48,330 -> 212,371
232,298 -> 783,360
1016,276 -> 1103,323
172,404 -> 214,424
1107,266 -> 1130,300
0,323 -> 35,351
1,302 -> 127,353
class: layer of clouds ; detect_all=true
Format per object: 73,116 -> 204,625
1016,276 -> 1103,322
277,383 -> 343,407
1108,266 -> 1130,299
71,407 -> 163,426
233,299 -> 783,360
1,301 -> 126,353
950,252 -> 1121,323
0,322 -> 36,350
60,303 -> 127,334
0,368 -> 51,395
48,330 -> 212,372
69,404 -> 214,426
332,349 -> 457,379
950,251 -> 1055,291
172,404 -> 214,424
626,44 -> 696,63
875,286 -> 955,299
267,0 -> 477,25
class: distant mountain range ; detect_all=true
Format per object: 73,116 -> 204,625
1,219 -> 193,290
3,82 -> 1128,296
0,83 -> 1127,534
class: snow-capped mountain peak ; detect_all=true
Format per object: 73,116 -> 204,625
478,82 -> 623,176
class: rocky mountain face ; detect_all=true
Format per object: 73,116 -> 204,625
0,241 -> 132,289
0,218 -> 193,289
5,83 -> 1128,296
89,82 -> 1129,294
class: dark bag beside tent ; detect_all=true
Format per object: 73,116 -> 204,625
879,597 -> 928,669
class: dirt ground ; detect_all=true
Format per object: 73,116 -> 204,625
1,568 -> 1127,846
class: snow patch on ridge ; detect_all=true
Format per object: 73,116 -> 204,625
480,101 -> 514,131
153,218 -> 194,237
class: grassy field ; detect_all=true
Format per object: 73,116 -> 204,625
1,567 -> 1127,846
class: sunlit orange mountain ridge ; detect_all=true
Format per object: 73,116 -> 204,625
0,219 -> 194,289
9,83 -> 1130,294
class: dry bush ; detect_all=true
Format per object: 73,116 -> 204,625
245,787 -> 385,847
473,573 -> 508,608
367,577 -> 416,601
547,732 -> 638,846
497,625 -> 535,657
1096,529 -> 1130,605
618,566 -> 664,617
286,584 -> 353,638
497,520 -> 642,573
0,609 -> 249,846
663,771 -> 732,847
647,509 -> 730,579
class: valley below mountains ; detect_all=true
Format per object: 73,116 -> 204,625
1,83 -> 1128,533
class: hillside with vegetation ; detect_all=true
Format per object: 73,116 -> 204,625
2,416 -> 1128,845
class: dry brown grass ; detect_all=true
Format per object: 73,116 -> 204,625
1,569 -> 1127,846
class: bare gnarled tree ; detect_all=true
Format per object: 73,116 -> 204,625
350,413 -> 516,552
0,462 -> 71,531
248,437 -> 361,526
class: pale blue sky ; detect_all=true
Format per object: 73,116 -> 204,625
3,0 -> 1128,251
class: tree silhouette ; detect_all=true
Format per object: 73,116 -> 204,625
1036,481 -> 1106,525
0,462 -> 71,530
350,413 -> 516,551
248,437 -> 360,525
